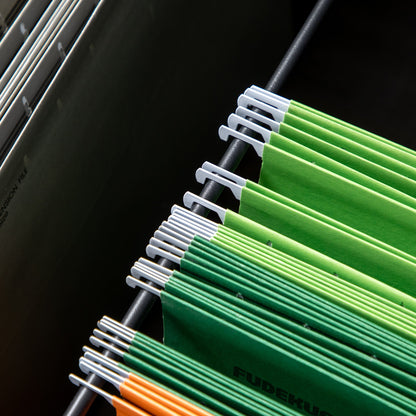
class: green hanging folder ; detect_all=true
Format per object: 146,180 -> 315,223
235,190 -> 416,317
237,179 -> 416,302
120,337 -> 271,416
192,235 -> 416,354
132,329 -> 300,416
219,209 -> 416,341
288,99 -> 416,164
280,112 -> 416,188
212,229 -> 416,356
248,176 -> 416,264
239,88 -> 416,196
269,126 -> 416,208
122,358 -> 245,416
185,236 -> 416,371
171,261 -> 416,397
194,166 -> 416,313
162,291 -> 415,416
258,145 -> 416,258
246,87 -> 416,163
180,193 -> 416,340
214,225 -> 416,328
165,273 -> 416,406
176,242 -> 416,380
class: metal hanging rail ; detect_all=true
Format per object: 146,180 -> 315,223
63,0 -> 334,414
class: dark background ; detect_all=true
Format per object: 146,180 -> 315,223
1,0 -> 416,414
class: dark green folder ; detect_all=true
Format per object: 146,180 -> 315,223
217,207 -> 416,341
162,290 -> 415,416
165,275 -> 416,408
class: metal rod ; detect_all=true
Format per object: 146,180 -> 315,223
266,0 -> 334,92
63,1 -> 333,414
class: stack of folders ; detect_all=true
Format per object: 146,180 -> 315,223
0,0 -> 104,160
70,86 -> 416,416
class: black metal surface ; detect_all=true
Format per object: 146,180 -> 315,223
63,0 -> 331,414
0,0 -> 26,33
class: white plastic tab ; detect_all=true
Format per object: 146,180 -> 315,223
237,94 -> 285,122
145,245 -> 182,264
100,316 -> 135,336
126,275 -> 163,296
79,358 -> 123,388
89,336 -> 124,357
130,264 -> 168,287
83,349 -> 129,379
136,261 -> 170,281
138,257 -> 173,276
93,329 -> 131,350
154,230 -> 189,251
148,237 -> 185,257
171,205 -> 218,230
196,163 -> 245,200
68,374 -> 113,404
250,85 -> 290,105
196,169 -> 243,200
168,215 -> 214,240
183,192 -> 226,223
96,319 -> 134,343
227,114 -> 271,142
246,86 -> 290,111
158,224 -> 194,245
218,125 -> 264,157
236,106 -> 280,133
100,316 -> 134,334
202,161 -> 246,186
